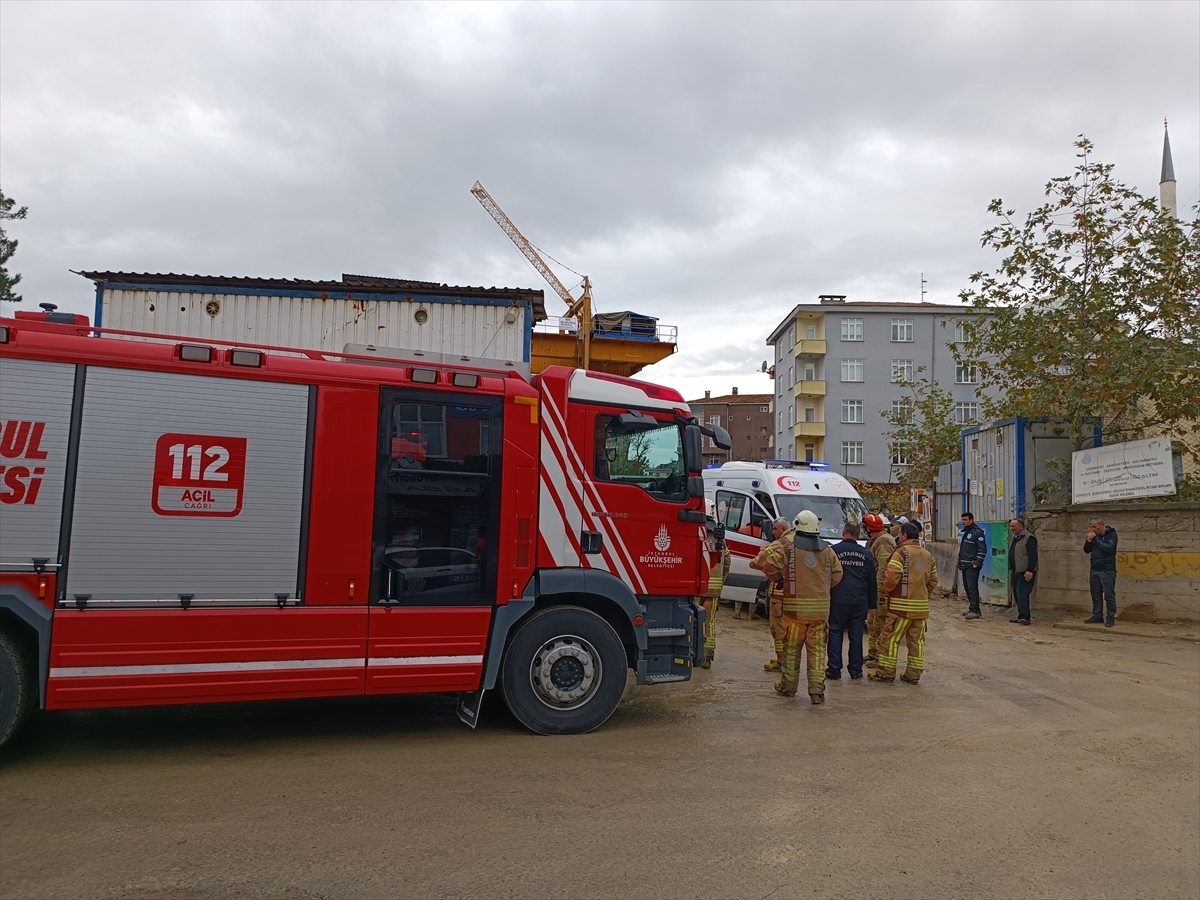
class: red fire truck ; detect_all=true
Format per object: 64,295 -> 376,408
0,307 -> 732,745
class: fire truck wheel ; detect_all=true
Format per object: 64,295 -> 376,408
0,631 -> 35,750
501,606 -> 626,735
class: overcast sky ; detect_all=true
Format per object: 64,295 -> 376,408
2,1 -> 1197,400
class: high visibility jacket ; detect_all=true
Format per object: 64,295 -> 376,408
869,531 -> 897,592
760,533 -> 843,622
704,533 -> 732,598
751,528 -> 792,598
882,542 -> 938,619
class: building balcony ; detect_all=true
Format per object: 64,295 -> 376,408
794,422 -> 826,437
793,339 -> 826,356
792,380 -> 826,397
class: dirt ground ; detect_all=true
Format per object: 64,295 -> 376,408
2,599 -> 1198,900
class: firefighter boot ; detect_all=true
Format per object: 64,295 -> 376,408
702,649 -> 714,669
868,670 -> 895,683
809,693 -> 825,705
900,671 -> 921,685
764,658 -> 781,672
773,680 -> 797,697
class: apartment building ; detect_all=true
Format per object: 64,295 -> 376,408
767,295 -> 990,482
687,388 -> 774,467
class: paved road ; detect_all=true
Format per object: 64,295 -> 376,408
2,602 -> 1198,900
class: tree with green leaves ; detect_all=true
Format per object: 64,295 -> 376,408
955,137 -> 1200,461
881,370 -> 964,488
1,189 -> 29,304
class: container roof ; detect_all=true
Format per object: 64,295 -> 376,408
78,271 -> 548,320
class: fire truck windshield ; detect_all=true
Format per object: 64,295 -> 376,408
593,414 -> 686,502
773,495 -> 869,540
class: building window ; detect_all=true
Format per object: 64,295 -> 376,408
708,415 -> 722,449
891,319 -> 914,342
804,404 -> 816,423
954,321 -> 968,343
956,362 -> 978,384
891,399 -> 914,425
840,318 -> 863,341
954,402 -> 979,424
804,443 -> 816,462
803,363 -> 816,381
841,399 -> 863,423
891,359 -> 914,383
805,323 -> 816,340
777,410 -> 784,431
841,441 -> 863,465
789,404 -> 795,425
788,365 -> 794,386
760,406 -> 769,413
890,443 -> 911,466
841,359 -> 864,382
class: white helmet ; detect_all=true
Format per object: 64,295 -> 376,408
705,499 -> 716,519
793,510 -> 820,535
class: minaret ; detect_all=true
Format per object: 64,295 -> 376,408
1160,119 -> 1177,219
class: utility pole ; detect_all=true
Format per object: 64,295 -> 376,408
920,273 -> 928,303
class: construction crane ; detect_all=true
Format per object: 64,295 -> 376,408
471,180 -> 594,369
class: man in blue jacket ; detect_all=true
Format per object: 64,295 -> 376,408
825,522 -> 877,680
958,512 -> 987,619
1084,516 -> 1119,627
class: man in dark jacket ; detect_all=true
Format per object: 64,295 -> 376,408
825,522 -> 877,680
1007,518 -> 1038,625
1084,517 -> 1119,627
958,512 -> 987,619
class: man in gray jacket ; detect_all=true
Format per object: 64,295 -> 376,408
1008,519 -> 1038,625
1084,517 -> 1119,627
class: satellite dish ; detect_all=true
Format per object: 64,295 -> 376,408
760,360 -> 768,373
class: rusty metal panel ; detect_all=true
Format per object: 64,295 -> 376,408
102,289 -> 529,364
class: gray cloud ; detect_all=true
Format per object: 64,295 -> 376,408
2,1 -> 1196,401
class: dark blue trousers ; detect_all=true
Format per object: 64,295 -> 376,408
827,604 -> 868,677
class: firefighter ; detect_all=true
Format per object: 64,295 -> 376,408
750,517 -> 792,672
869,520 -> 938,684
774,510 -> 842,703
863,513 -> 896,662
699,500 -> 731,668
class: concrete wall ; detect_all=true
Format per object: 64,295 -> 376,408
1025,502 -> 1200,621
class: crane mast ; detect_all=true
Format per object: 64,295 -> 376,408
471,180 -> 593,368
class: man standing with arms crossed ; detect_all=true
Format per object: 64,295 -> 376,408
958,512 -> 987,620
863,514 -> 895,663
751,517 -> 793,672
1084,516 -> 1119,627
870,521 -> 937,685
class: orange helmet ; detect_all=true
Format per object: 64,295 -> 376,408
863,513 -> 887,533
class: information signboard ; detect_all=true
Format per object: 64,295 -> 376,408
1071,437 -> 1176,504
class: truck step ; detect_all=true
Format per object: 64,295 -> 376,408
643,674 -> 688,684
646,627 -> 686,637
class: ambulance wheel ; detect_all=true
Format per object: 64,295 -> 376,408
0,631 -> 34,750
501,606 -> 626,735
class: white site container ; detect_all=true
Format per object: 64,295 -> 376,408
87,274 -> 545,370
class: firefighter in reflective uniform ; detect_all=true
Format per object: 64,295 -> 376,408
863,513 -> 896,662
699,499 -> 731,669
775,511 -> 843,703
750,517 -> 792,672
870,520 -> 938,684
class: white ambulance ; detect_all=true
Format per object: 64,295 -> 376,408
702,460 -> 869,608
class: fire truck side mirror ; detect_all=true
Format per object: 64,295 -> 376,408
683,425 -> 703,473
710,424 -> 732,451
687,476 -> 705,499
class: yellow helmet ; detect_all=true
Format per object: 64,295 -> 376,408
792,510 -> 820,535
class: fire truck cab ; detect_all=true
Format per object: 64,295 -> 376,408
0,309 -> 732,745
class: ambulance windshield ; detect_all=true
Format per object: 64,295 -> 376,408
773,495 -> 869,540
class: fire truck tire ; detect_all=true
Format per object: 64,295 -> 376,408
0,631 -> 34,750
500,606 -> 626,735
